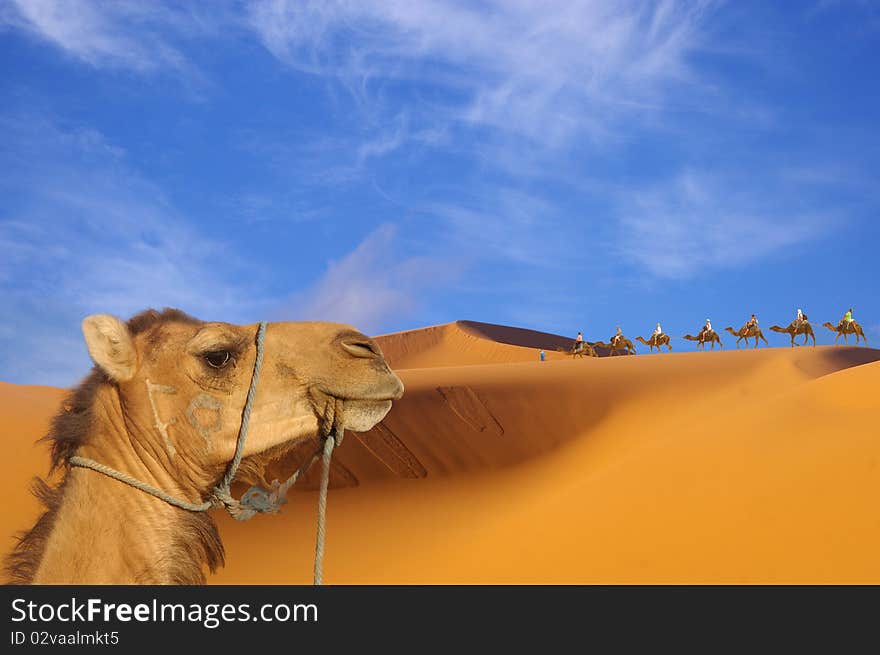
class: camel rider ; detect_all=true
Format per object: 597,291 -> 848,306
611,325 -> 623,347
841,308 -> 854,330
746,314 -> 758,331
574,331 -> 583,352
700,318 -> 712,340
653,322 -> 662,343
795,308 -> 804,332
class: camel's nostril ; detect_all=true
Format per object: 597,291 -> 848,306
341,339 -> 380,359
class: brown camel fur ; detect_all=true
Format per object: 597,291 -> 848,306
724,324 -> 769,349
683,330 -> 723,350
556,342 -> 598,358
770,320 -> 816,347
635,334 -> 672,352
592,338 -> 636,356
4,308 -> 404,585
823,321 -> 868,346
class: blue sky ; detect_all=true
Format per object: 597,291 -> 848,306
1,0 -> 878,386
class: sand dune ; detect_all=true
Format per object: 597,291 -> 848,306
372,320 -> 625,368
1,382 -> 65,552
2,322 -> 879,583
373,320 -> 572,368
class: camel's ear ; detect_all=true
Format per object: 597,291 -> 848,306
82,314 -> 138,382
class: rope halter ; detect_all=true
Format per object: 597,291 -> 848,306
69,321 -> 340,584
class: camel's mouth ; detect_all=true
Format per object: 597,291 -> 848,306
235,396 -> 395,489
339,398 -> 395,432
310,369 -> 402,433
323,374 -> 405,404
314,369 -> 404,407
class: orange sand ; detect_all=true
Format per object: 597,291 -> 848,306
374,320 -> 573,367
2,321 -> 879,583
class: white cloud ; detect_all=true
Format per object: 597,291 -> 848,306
246,0 -> 714,144
426,188 -> 569,268
615,170 -> 830,278
0,115 -> 270,385
2,0 -> 223,74
276,224 -> 451,333
356,112 -> 409,166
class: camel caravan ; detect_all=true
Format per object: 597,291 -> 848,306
559,308 -> 867,358
4,309 -> 404,584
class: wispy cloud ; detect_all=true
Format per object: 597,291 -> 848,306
426,188 -> 572,268
356,112 -> 409,166
1,0 -> 225,75
274,224 -> 453,333
245,0 -> 792,286
0,114 -> 269,385
615,170 -> 831,278
247,0 -> 715,145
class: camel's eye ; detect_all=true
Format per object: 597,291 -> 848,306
203,350 -> 231,369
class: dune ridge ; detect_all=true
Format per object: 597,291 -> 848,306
374,319 -> 633,369
2,322 -> 879,583
373,321 -> 572,368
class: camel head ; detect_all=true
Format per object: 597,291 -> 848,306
80,309 -> 404,490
